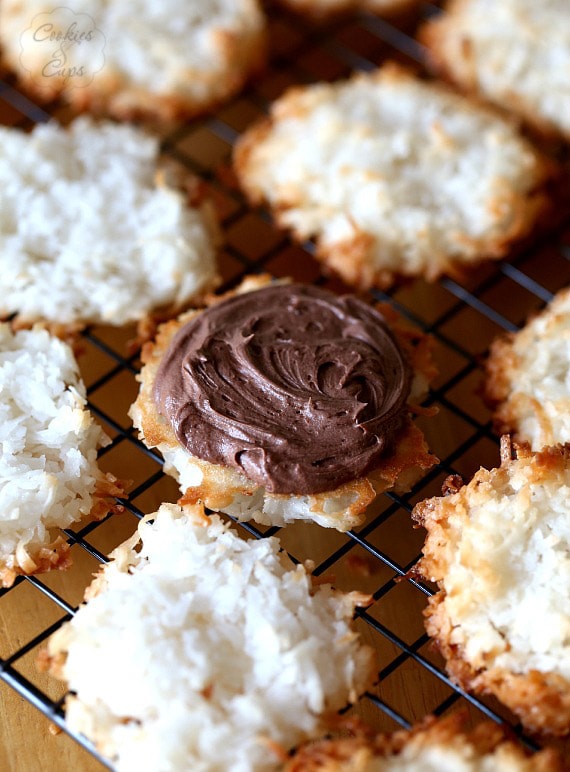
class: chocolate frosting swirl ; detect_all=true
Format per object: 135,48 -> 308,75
153,284 -> 412,495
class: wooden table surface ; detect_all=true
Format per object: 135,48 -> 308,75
1,5 -> 570,771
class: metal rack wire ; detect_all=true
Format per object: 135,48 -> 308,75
1,3 -> 569,769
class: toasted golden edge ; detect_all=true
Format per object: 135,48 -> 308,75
233,63 -> 555,291
413,441 -> 570,737
0,21 -> 267,122
485,332 -> 553,444
285,712 -> 564,770
484,330 -> 519,430
419,1 -> 570,143
129,274 -> 437,528
0,472 -> 125,589
423,595 -> 570,738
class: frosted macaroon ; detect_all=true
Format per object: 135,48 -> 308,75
0,0 -> 267,120
43,502 -> 376,772
0,324 -> 118,587
0,118 -> 219,329
234,64 -> 551,290
421,0 -> 570,140
129,275 -> 437,531
413,439 -> 570,736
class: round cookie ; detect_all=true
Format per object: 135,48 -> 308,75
413,439 -> 570,737
287,712 -> 563,770
420,0 -> 570,141
234,64 -> 552,290
0,0 -> 267,121
129,275 -> 437,530
0,323 -> 121,587
485,286 -> 570,451
42,501 -> 376,771
0,117 -> 219,330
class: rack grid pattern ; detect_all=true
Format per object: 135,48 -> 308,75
1,3 -> 569,768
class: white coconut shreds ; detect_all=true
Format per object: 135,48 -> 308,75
234,64 -> 550,289
0,117 -> 219,327
0,324 -> 110,582
0,0 -> 267,120
416,449 -> 570,682
421,0 -> 570,140
46,502 -> 376,772
486,287 -> 570,450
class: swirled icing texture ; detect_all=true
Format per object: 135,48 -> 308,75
153,284 -> 412,495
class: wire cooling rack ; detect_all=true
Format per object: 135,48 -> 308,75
1,3 -> 570,769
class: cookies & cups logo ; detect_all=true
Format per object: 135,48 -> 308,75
19,6 -> 105,89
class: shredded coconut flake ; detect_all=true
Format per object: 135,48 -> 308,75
419,451 -> 570,680
235,65 -> 548,287
0,0 -> 266,119
48,502 -> 375,771
487,287 -> 570,450
422,0 -> 570,139
0,118 -> 218,326
0,324 -> 109,577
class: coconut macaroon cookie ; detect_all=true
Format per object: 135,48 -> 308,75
276,0 -> 419,20
0,0 -> 266,120
234,64 -> 551,290
286,712 -> 563,770
486,287 -> 570,451
413,440 -> 570,736
0,117 -> 219,330
0,324 -> 120,587
130,276 -> 437,531
42,501 -> 376,771
420,0 -> 570,141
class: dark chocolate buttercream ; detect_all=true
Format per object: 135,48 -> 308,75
153,283 -> 412,494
